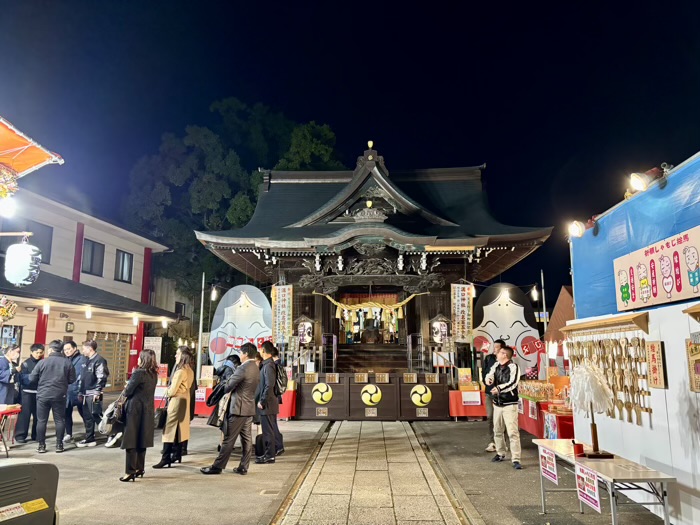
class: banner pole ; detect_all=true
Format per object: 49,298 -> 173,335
197,271 -> 205,381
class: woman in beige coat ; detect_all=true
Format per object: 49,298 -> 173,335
153,346 -> 194,469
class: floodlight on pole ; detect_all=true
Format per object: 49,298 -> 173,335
210,286 -> 217,302
531,286 -> 539,302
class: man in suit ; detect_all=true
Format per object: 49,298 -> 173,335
201,342 -> 260,475
256,343 -> 279,464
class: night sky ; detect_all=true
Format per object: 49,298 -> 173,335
2,2 -> 700,305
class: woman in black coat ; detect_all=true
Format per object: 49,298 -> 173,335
120,349 -> 157,482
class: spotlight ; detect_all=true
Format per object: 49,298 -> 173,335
0,197 -> 17,218
161,319 -> 168,329
568,221 -> 586,238
43,302 -> 50,314
630,167 -> 663,192
531,286 -> 539,301
132,315 -> 139,326
85,307 -> 92,319
210,286 -> 218,302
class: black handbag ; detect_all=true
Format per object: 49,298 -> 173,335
112,392 -> 127,425
154,396 -> 168,430
206,381 -> 226,407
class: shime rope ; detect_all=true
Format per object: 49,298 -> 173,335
311,291 -> 428,321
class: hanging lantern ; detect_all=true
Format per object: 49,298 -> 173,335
5,237 -> 42,287
335,306 -> 342,319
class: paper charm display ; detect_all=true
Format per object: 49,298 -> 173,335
208,285 -> 273,366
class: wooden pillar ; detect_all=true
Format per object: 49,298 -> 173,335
314,293 -> 323,347
419,295 -> 430,343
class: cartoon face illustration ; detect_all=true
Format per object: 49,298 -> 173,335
637,263 -> 648,281
208,286 -> 273,366
472,285 -> 540,372
684,246 -> 700,292
684,246 -> 699,271
298,322 -> 313,344
431,321 -> 448,344
660,255 -> 672,278
618,270 -> 628,287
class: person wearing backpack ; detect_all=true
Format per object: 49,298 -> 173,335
269,345 -> 285,456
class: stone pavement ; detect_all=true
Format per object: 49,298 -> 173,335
5,416 -> 326,525
413,420 -> 664,525
281,421 -> 463,525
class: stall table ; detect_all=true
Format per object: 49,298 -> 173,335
448,390 -> 487,419
278,389 -> 297,420
0,406 -> 21,458
518,397 -> 574,439
534,438 -> 675,525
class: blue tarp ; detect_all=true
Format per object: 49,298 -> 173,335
572,151 -> 700,318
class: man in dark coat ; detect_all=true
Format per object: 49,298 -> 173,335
120,354 -> 157,478
256,344 -> 279,464
62,341 -> 85,443
15,344 -> 44,443
201,343 -> 260,475
0,345 -> 20,405
30,340 -> 76,453
76,340 -> 109,447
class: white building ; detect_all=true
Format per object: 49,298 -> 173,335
0,189 -> 180,391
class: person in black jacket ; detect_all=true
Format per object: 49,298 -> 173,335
76,340 -> 110,447
485,345 -> 522,470
0,345 -> 20,405
256,343 -> 279,464
62,341 -> 85,443
15,344 -> 45,443
482,339 -> 505,453
29,340 -> 76,453
119,349 -> 157,482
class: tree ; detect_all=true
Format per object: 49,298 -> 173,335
122,97 -> 345,303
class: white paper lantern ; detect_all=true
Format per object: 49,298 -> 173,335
5,241 -> 42,287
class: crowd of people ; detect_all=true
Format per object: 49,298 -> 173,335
0,338 -> 288,482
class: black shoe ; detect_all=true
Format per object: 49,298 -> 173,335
491,454 -> 505,463
152,458 -> 172,469
255,456 -> 275,464
200,466 -> 222,475
513,461 -> 523,470
136,470 -> 145,478
56,443 -> 64,453
276,448 -> 285,456
15,438 -> 27,444
119,473 -> 137,482
232,466 -> 248,475
37,443 -> 47,454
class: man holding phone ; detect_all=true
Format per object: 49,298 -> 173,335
76,340 -> 110,448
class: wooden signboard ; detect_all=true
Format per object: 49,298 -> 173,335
375,373 -> 389,384
305,373 -> 319,384
354,373 -> 369,384
686,339 -> 700,393
403,373 -> 418,384
325,373 -> 339,384
646,340 -> 666,389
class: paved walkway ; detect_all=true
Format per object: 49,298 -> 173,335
5,417 -> 326,525
414,420 -> 664,525
281,421 -> 462,525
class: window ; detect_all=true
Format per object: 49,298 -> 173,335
0,218 -> 53,264
175,302 -> 187,317
114,250 -> 133,283
82,239 -> 105,276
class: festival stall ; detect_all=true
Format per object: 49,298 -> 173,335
565,152 -> 700,524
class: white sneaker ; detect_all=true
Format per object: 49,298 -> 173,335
76,440 -> 97,448
63,434 -> 72,443
485,442 -> 496,452
105,432 -> 122,448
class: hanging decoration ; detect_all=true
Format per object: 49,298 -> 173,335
312,291 -> 427,320
0,295 -> 17,322
4,236 -> 42,287
0,164 -> 19,199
